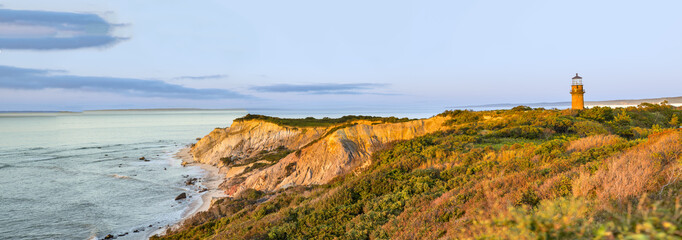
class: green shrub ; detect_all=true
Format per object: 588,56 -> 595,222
511,105 -> 533,111
471,198 -> 594,239
579,106 -> 614,123
491,126 -> 545,139
570,120 -> 609,136
239,189 -> 265,201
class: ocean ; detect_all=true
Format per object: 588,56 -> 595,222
0,108 -> 443,240
0,110 -> 247,240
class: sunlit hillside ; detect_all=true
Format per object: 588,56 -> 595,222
155,103 -> 682,239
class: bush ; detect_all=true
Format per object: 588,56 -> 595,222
441,110 -> 481,125
569,120 -> 609,137
544,116 -> 573,133
239,189 -> 265,201
467,198 -> 594,239
511,105 -> 533,111
579,106 -> 614,123
491,126 -> 545,139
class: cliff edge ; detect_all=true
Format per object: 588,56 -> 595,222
190,116 -> 448,196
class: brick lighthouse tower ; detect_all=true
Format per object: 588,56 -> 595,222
570,73 -> 585,110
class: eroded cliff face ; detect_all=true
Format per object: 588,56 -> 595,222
191,120 -> 327,166
191,117 -> 448,196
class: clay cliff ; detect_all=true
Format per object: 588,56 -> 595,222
190,116 -> 448,196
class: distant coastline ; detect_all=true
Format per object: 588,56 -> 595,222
450,95 -> 682,110
82,108 -> 247,112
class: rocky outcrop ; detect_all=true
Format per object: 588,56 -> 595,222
191,117 -> 448,196
191,120 -> 327,166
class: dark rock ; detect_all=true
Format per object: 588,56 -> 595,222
175,192 -> 187,200
196,137 -> 202,140
185,178 -> 197,186
139,157 -> 146,161
149,224 -> 153,227
133,230 -> 139,233
164,168 -> 167,170
104,234 -> 114,239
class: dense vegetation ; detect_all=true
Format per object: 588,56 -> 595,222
155,103 -> 682,240
235,114 -> 413,127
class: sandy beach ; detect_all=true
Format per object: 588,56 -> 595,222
148,147 -> 226,238
176,147 -> 227,216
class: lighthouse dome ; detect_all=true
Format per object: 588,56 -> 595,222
572,73 -> 582,79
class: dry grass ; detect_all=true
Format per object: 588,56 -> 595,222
573,131 -> 682,201
566,134 -> 624,153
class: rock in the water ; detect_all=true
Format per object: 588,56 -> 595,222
139,157 -> 146,160
104,234 -> 114,239
185,178 -> 197,185
175,192 -> 187,200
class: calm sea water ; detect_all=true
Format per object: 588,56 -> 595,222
0,110 -> 247,240
0,108 -> 443,240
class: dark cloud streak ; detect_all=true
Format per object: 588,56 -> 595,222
251,83 -> 388,95
0,65 -> 249,99
175,74 -> 228,80
0,9 -> 125,50
0,36 -> 126,50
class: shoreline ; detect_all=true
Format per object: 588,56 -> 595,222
177,148 -> 227,218
148,147 -> 226,238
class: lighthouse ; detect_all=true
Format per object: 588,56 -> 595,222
570,73 -> 585,110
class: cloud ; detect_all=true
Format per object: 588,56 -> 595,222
0,9 -> 126,50
175,74 -> 228,80
0,65 -> 249,99
251,83 -> 388,95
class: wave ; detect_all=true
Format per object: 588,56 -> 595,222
74,144 -> 124,150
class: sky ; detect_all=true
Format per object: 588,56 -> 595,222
1,0 -> 681,111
